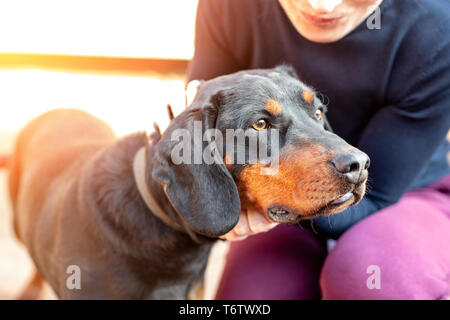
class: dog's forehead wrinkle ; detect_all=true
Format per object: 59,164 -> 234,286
225,83 -> 274,108
217,106 -> 250,129
239,73 -> 299,98
274,79 -> 307,101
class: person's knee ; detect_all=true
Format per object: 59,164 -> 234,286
320,200 -> 450,299
320,233 -> 395,300
321,242 -> 450,300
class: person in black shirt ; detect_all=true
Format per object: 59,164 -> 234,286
188,0 -> 450,299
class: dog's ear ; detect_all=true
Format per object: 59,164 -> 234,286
151,93 -> 241,238
274,64 -> 299,80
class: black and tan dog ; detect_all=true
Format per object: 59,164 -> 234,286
8,66 -> 369,299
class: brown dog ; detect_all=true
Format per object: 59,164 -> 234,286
8,66 -> 369,299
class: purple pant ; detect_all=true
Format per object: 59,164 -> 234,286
216,175 -> 450,300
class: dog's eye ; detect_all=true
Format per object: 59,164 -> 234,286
252,119 -> 268,130
315,109 -> 323,121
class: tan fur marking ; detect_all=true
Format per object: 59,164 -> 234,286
236,144 -> 365,218
264,99 -> 282,115
302,91 -> 314,104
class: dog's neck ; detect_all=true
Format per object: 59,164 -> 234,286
132,146 -> 185,232
133,144 -> 205,243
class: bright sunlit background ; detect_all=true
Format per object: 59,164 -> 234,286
0,0 -> 198,299
0,69 -> 186,136
0,0 -> 198,138
0,0 -> 197,59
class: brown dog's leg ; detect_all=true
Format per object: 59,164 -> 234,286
17,271 -> 44,300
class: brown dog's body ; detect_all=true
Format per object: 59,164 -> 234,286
9,109 -> 211,299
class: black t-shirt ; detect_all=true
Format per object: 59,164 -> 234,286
187,0 -> 450,237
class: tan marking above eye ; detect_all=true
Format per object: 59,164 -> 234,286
302,90 -> 314,104
264,99 -> 282,115
252,119 -> 268,130
315,109 -> 323,120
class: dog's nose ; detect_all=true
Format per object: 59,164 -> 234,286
330,152 -> 370,184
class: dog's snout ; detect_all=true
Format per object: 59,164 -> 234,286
330,152 -> 370,184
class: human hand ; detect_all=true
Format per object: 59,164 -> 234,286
220,209 -> 278,241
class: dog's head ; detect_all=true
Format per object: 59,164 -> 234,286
151,66 -> 369,238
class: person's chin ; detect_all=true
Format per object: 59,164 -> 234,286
296,23 -> 349,43
292,15 -> 356,43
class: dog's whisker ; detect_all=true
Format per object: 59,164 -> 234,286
318,92 -> 330,107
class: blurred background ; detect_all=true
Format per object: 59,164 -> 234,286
0,0 -> 198,299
